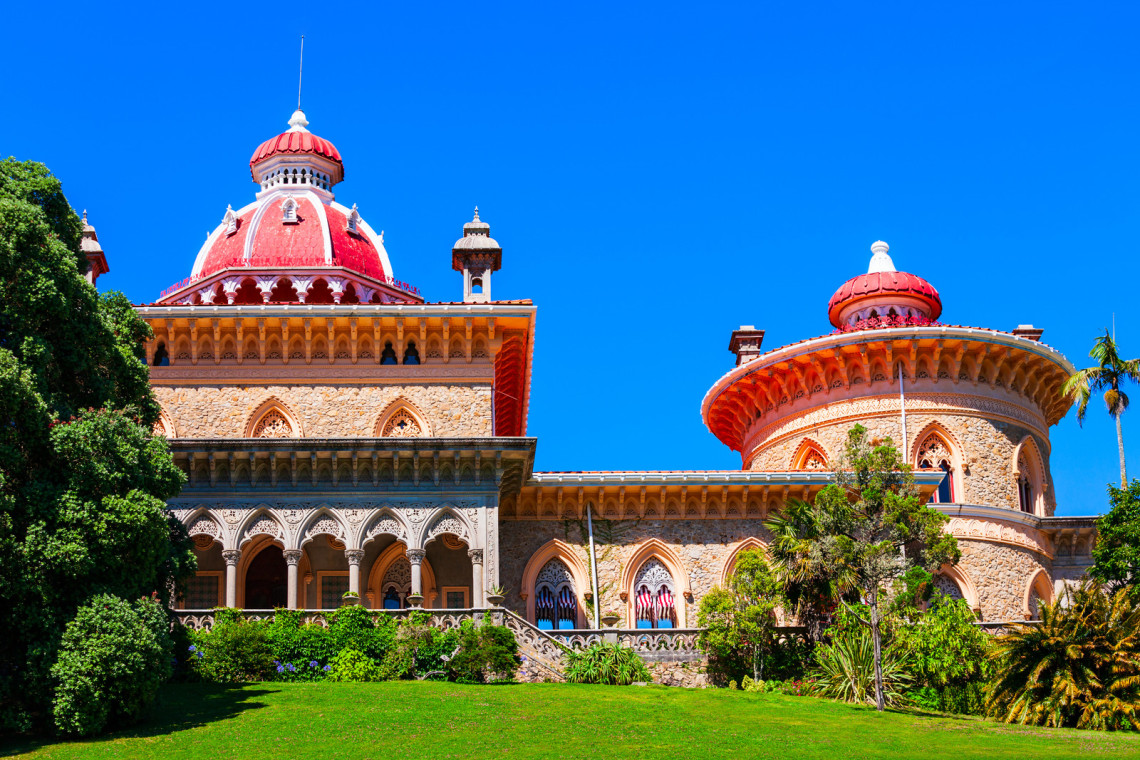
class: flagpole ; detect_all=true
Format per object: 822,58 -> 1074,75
586,502 -> 601,630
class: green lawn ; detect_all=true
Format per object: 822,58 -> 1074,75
4,681 -> 1140,760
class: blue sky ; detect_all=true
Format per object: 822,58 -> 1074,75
3,1 -> 1138,515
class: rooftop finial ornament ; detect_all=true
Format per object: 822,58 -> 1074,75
473,206 -> 480,222
867,240 -> 896,274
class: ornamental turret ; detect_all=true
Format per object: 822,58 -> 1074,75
80,211 -> 109,286
826,241 -> 942,329
452,208 -> 502,303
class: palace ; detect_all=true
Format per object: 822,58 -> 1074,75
85,108 -> 1096,661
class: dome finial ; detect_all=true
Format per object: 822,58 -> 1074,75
288,108 -> 309,133
868,240 -> 895,273
82,209 -> 88,225
472,206 -> 480,222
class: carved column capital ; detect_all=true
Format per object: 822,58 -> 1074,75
467,548 -> 484,563
406,549 -> 426,564
283,549 -> 303,566
345,549 -> 366,566
222,549 -> 241,566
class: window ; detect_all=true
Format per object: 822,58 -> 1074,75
381,557 -> 411,609
533,558 -> 577,630
917,434 -> 955,504
184,574 -> 221,608
281,197 -> 299,224
381,409 -> 422,438
443,587 -> 469,609
633,559 -> 676,629
319,574 -> 349,609
252,409 -> 294,438
380,341 -> 398,365
153,342 -> 169,366
403,341 -> 421,365
347,203 -> 362,234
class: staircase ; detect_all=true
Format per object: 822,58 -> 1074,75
497,609 -> 569,682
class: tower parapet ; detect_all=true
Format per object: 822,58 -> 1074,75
452,209 -> 502,303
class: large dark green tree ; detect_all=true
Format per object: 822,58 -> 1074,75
0,158 -> 192,730
1089,480 -> 1140,593
767,425 -> 959,711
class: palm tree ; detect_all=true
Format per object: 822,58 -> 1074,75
1062,330 -> 1140,488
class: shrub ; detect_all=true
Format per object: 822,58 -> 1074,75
808,619 -> 911,706
327,605 -> 396,662
379,611 -> 460,680
189,611 -> 273,683
50,594 -> 172,736
446,619 -> 521,683
986,582 -> 1140,730
565,642 -> 651,685
327,649 -> 383,682
896,596 -> 992,715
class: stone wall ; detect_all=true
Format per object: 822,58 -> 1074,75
501,517 -> 1054,625
748,405 -> 1055,515
155,383 -> 492,438
957,539 -> 1048,621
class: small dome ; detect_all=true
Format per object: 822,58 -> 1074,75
453,207 -> 500,250
827,241 -> 942,328
249,109 -> 343,183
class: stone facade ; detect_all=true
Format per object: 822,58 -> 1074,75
957,540 -> 1048,621
155,383 -> 492,438
747,396 -> 1055,515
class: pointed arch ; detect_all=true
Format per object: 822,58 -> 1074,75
296,507 -> 350,551
245,397 -> 303,438
934,563 -> 980,614
911,421 -> 964,504
153,407 -> 176,438
790,438 -> 829,471
720,537 -> 769,587
620,539 -> 691,628
359,509 -> 410,547
374,397 -> 433,438
520,539 -> 590,629
1012,435 -> 1047,516
367,540 -> 438,609
1023,568 -> 1053,620
421,506 -> 474,549
236,508 -> 287,550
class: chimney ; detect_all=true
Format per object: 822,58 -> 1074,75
1012,324 -> 1044,342
729,326 -> 765,366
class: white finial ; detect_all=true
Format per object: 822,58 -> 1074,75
868,240 -> 896,273
473,206 -> 480,222
82,209 -> 88,225
288,109 -> 309,132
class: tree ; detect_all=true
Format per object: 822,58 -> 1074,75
986,581 -> 1140,731
1063,330 -> 1140,488
767,425 -> 959,711
0,158 -> 192,732
766,498 -> 858,641
1089,480 -> 1140,592
697,548 -> 783,683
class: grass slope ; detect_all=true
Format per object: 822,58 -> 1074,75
5,682 -> 1140,760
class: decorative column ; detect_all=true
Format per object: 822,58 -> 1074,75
222,549 -> 241,608
345,550 -> 365,597
407,549 -> 426,607
283,550 -> 303,610
468,549 -> 484,608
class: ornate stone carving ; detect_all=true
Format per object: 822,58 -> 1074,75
383,557 -> 411,590
244,515 -> 283,543
307,517 -> 344,541
222,549 -> 241,566
188,516 -> 221,538
467,548 -> 484,563
281,508 -> 305,525
536,558 -> 573,588
406,549 -> 426,564
381,409 -> 422,438
365,515 -> 406,542
426,514 -> 468,542
917,435 -> 951,466
634,558 -> 674,591
345,549 -> 365,565
253,409 -> 294,438
947,517 -> 1051,556
283,549 -> 303,566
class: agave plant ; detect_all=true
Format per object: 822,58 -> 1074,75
986,581 -> 1140,730
808,621 -> 912,706
564,642 -> 651,686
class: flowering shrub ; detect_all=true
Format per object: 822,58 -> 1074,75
50,594 -> 173,736
188,612 -> 273,683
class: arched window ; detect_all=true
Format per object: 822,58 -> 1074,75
633,559 -> 677,629
281,197 -> 299,224
403,341 -> 421,365
792,441 -> 828,471
533,558 -> 576,630
382,557 -> 412,609
152,342 -> 169,367
251,408 -> 295,438
380,341 -> 398,365
381,408 -> 423,438
1015,443 -> 1044,515
1018,465 -> 1033,514
917,434 -> 955,504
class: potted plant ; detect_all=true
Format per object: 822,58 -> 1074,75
601,610 -> 621,629
341,591 -> 360,607
486,585 -> 506,607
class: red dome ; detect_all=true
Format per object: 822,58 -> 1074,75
827,270 -> 942,327
250,131 -> 342,180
